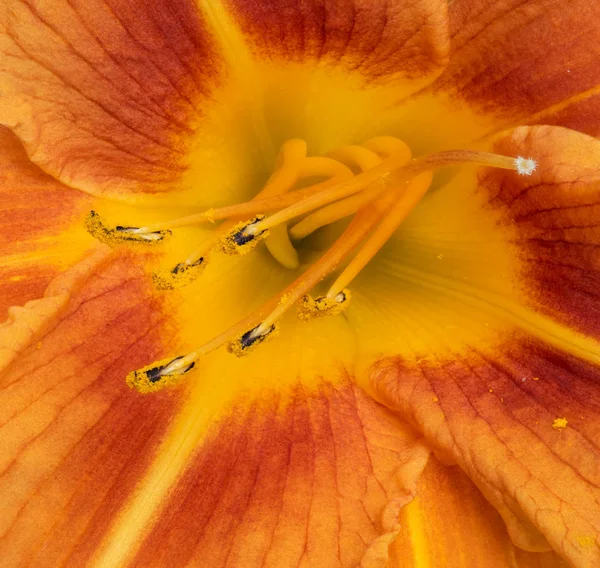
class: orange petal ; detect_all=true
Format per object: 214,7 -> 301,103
0,0 -> 221,197
0,243 -> 438,567
106,381 -> 429,568
370,335 -> 600,568
393,457 -> 569,568
436,0 -> 600,130
0,125 -> 93,317
483,125 -> 600,341
224,0 -> 449,86
0,251 -> 184,566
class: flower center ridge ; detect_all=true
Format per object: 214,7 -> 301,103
85,137 -> 536,394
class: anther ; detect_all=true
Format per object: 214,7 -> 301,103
297,289 -> 351,320
227,323 -> 279,357
152,257 -> 207,291
126,355 -> 195,394
216,215 -> 270,255
85,210 -> 170,246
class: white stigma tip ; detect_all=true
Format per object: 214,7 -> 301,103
514,156 -> 537,176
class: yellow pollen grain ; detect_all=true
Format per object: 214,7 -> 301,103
297,290 -> 351,321
533,376 -> 540,381
576,535 -> 596,547
226,323 -> 279,357
152,259 -> 207,291
552,417 -> 568,430
489,389 -> 493,393
432,396 -> 439,402
204,208 -> 216,223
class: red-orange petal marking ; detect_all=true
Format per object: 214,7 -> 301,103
370,336 -> 600,568
482,125 -> 600,341
0,0 -> 221,196
0,253 -> 183,566
130,381 -> 430,568
0,126 -> 93,318
438,0 -> 600,130
225,0 -> 449,83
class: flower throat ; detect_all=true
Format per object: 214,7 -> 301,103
85,136 -> 536,394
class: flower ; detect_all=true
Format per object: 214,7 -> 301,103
1,1 -> 599,567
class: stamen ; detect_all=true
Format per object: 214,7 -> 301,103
290,139 -> 411,240
152,139 -> 309,285
131,156 -> 353,235
261,139 -> 309,269
120,137 -> 538,393
128,197 -> 390,389
236,149 -> 535,242
126,355 -> 195,394
325,145 -> 382,171
251,193 -> 397,337
85,210 -> 170,246
327,171 -> 433,299
297,289 -> 351,320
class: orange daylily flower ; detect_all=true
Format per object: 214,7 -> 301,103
1,0 -> 599,566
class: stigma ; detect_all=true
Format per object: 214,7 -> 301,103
84,137 -> 537,393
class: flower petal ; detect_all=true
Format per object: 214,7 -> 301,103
0,0 -> 221,198
0,250 -> 187,566
393,457 -> 569,568
0,228 -> 437,566
370,336 -> 600,568
348,125 -> 600,567
484,125 -> 600,342
100,380 -> 430,568
224,0 -> 449,87
435,0 -> 600,131
0,125 -> 93,317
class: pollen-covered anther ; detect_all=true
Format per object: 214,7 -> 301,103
126,356 -> 196,394
297,289 -> 351,321
514,156 -> 537,176
152,257 -> 207,291
227,322 -> 279,357
216,215 -> 270,255
85,210 -> 171,246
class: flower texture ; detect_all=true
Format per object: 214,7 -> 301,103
0,1 -> 599,567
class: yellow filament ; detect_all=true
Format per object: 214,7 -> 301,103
290,140 -> 411,239
327,171 -> 433,298
262,139 -> 308,268
363,136 -> 413,157
324,145 -> 382,171
246,149 -> 526,238
256,191 -> 398,334
298,156 -> 354,178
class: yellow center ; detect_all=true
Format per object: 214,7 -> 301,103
85,137 -> 536,393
